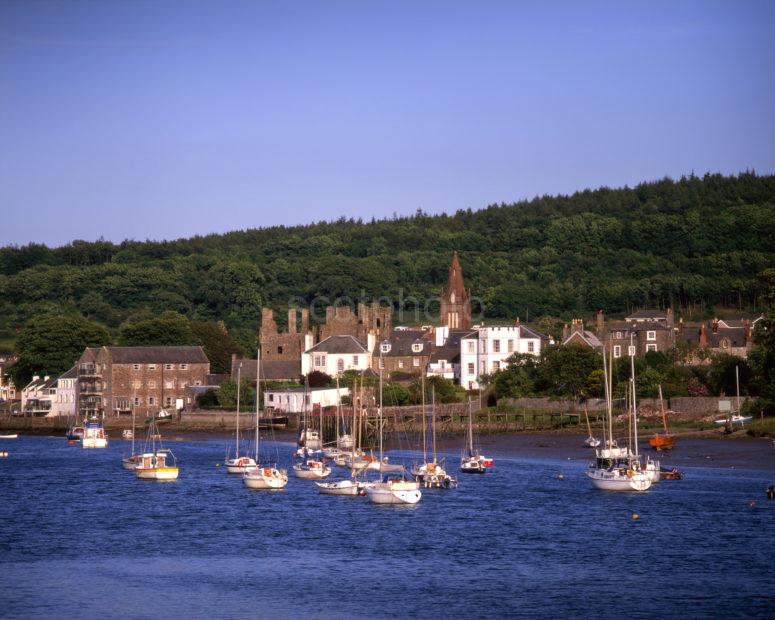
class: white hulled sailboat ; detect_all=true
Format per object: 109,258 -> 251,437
225,364 -> 256,474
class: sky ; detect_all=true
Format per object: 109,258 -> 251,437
1,0 -> 774,247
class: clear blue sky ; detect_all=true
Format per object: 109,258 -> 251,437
1,0 -> 773,247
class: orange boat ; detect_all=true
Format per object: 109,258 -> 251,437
649,385 -> 676,451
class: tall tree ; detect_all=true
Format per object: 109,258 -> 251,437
12,314 -> 111,386
118,311 -> 195,347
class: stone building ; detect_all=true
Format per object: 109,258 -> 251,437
675,316 -> 761,362
439,251 -> 472,330
373,329 -> 432,377
318,303 -> 391,342
562,319 -> 603,350
259,307 -> 310,361
595,309 -> 675,358
75,346 -> 210,418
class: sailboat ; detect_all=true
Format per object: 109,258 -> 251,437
243,348 -> 288,490
649,385 -> 676,451
293,379 -> 331,480
583,402 -> 601,448
317,376 -> 370,496
82,416 -> 108,449
411,383 -> 457,488
224,364 -> 256,474
714,366 -> 753,428
364,344 -> 422,505
122,399 -> 141,470
135,418 -> 179,480
461,397 -> 488,473
587,338 -> 652,492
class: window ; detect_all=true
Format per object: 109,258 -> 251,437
165,380 -> 174,389
134,397 -> 141,406
527,341 -> 535,353
133,364 -> 140,371
379,358 -> 385,369
268,394 -> 274,402
413,357 -> 420,367
628,345 -> 636,356
277,346 -> 283,355
412,343 -> 423,353
467,341 -> 475,354
720,338 -> 729,349
615,331 -> 622,339
646,344 -> 657,352
492,361 -> 500,372
148,380 -> 156,388
647,331 -> 656,341
337,359 -> 344,373
508,340 -> 514,353
164,364 -> 173,370
398,360 -> 404,369
165,396 -> 173,406
313,355 -> 325,367
493,340 -> 501,353
352,355 -> 358,366
148,364 -> 156,370
180,364 -> 188,370
179,381 -> 188,389
133,380 -> 141,389
148,397 -> 155,406
194,381 -> 201,386
613,345 -> 622,358
467,363 -> 475,375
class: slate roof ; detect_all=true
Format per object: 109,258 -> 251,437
429,329 -> 475,364
231,359 -> 300,382
58,366 -> 77,380
106,346 -> 209,364
563,330 -> 603,349
626,310 -> 669,320
305,335 -> 368,355
519,325 -> 547,340
381,330 -> 431,357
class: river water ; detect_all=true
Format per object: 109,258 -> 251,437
1,435 -> 773,619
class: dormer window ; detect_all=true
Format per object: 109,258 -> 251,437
380,343 -> 391,354
412,343 -> 423,353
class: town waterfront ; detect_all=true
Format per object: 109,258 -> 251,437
1,435 -> 773,618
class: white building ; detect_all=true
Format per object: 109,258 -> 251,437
301,335 -> 374,377
21,375 -> 55,416
263,386 -> 350,414
459,325 -> 545,390
50,367 -> 77,417
426,328 -> 475,382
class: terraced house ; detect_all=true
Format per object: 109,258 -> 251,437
75,346 -> 210,419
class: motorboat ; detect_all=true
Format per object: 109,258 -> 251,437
135,449 -> 179,480
82,419 -> 108,448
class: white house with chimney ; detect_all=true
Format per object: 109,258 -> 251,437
459,325 -> 545,390
301,334 -> 374,377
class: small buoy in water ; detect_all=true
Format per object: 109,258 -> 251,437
215,463 -> 221,468
632,513 -> 639,520
767,486 -> 775,500
749,500 -> 757,509
557,473 -> 564,480
0,451 -> 8,458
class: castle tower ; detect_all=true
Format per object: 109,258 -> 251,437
439,251 -> 472,329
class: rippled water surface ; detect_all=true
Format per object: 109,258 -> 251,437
1,436 -> 773,619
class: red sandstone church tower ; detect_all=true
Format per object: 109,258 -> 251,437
439,251 -> 472,329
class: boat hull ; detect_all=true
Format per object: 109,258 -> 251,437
649,434 -> 676,451
136,467 -> 179,480
587,469 -> 652,492
365,484 -> 422,505
82,437 -> 108,449
225,457 -> 257,474
243,468 -> 288,489
315,480 -> 363,496
293,464 -> 332,479
122,456 -> 140,471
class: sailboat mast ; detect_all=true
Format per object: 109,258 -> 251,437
131,392 -> 136,456
606,340 -> 614,449
255,343 -> 261,465
236,364 -> 241,457
467,397 -> 474,454
431,385 -> 437,464
629,334 -> 639,458
659,384 -> 668,434
421,373 -> 427,464
735,365 -> 740,415
336,375 -> 341,444
379,353 -> 384,463
350,375 -> 357,476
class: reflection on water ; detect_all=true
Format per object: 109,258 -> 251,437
0,436 -> 773,618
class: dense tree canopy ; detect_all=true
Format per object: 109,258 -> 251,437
0,173 -> 772,347
11,314 -> 111,386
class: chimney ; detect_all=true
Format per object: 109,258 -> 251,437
744,319 -> 751,345
699,323 -> 707,348
304,332 -> 315,352
301,308 -> 310,333
562,323 -> 570,341
367,331 -> 376,353
596,310 -> 605,335
515,316 -> 520,326
287,308 -> 297,334
666,307 -> 674,328
712,318 -> 719,334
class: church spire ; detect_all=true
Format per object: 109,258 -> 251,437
448,251 -> 465,296
440,251 -> 472,329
